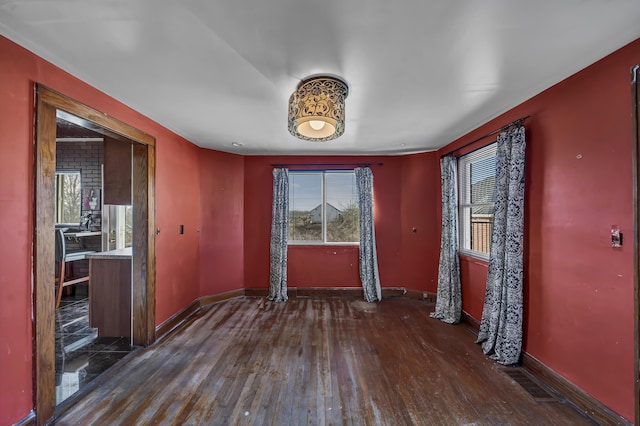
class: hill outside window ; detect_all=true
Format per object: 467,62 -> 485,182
288,171 -> 359,244
458,143 -> 497,260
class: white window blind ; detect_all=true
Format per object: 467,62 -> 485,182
458,143 -> 497,259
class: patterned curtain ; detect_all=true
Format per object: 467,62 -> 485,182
268,168 -> 289,302
476,125 -> 526,365
355,167 -> 382,302
430,155 -> 462,324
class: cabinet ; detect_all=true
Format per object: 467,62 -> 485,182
103,137 -> 132,205
87,248 -> 132,338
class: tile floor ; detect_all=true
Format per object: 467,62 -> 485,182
55,290 -> 134,405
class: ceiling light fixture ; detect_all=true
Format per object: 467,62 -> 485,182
288,75 -> 349,142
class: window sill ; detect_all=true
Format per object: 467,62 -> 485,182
288,242 -> 359,247
459,253 -> 489,266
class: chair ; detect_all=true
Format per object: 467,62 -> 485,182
54,229 -> 95,308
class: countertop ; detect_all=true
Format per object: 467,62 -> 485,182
86,247 -> 132,260
63,231 -> 102,238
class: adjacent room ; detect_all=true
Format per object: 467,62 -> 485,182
53,117 -> 136,406
1,1 -> 639,425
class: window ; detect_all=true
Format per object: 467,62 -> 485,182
288,171 -> 359,244
106,205 -> 134,249
55,171 -> 81,224
125,205 -> 133,247
458,144 -> 497,259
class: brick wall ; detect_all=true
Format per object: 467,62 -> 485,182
56,140 -> 103,196
56,140 -> 103,284
56,140 -> 104,228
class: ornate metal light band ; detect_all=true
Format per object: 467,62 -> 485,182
288,75 -> 349,141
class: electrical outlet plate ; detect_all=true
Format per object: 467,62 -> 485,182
611,225 -> 622,247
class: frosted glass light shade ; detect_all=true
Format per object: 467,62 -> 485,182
309,120 -> 326,131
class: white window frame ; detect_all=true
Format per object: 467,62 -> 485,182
458,143 -> 497,260
55,170 -> 82,225
288,170 -> 359,245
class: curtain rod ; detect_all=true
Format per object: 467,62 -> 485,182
442,115 -> 530,157
271,162 -> 383,168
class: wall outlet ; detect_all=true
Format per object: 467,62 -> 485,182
611,225 -> 622,247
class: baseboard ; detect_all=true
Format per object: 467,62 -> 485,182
155,289 -> 245,341
296,287 -> 363,298
13,410 -> 35,426
521,353 -> 631,426
461,311 -> 480,334
381,287 -> 408,298
244,286 -> 436,301
196,288 -> 245,307
246,286 -> 365,298
155,300 -> 200,341
461,311 -> 630,425
404,289 -> 437,303
244,287 -> 268,297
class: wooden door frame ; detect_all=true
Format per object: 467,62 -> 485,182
632,64 -> 639,426
34,85 -> 156,425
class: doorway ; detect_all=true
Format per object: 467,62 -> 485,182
54,116 -> 137,405
34,85 -> 156,425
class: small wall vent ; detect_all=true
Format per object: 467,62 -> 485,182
502,367 -> 558,402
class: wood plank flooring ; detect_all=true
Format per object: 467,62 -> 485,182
54,297 -> 593,425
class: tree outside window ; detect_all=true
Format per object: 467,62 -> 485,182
55,171 -> 82,224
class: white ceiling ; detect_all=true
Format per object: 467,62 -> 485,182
1,1 -> 639,155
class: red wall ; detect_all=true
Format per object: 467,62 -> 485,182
155,137 -> 201,325
459,255 -> 489,319
0,35 -> 36,426
400,152 -> 441,292
243,155 -> 440,291
0,35 -> 202,424
3,27 -> 637,424
438,38 -> 640,421
198,149 -> 245,295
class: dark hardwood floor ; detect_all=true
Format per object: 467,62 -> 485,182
54,297 -> 593,425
